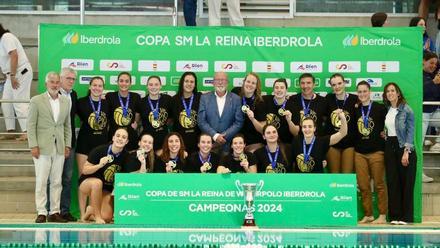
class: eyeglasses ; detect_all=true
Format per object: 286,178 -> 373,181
66,77 -> 76,81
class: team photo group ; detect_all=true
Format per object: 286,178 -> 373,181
29,65 -> 416,226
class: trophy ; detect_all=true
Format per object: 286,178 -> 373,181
235,180 -> 264,227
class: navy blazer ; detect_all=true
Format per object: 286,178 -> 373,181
197,91 -> 244,142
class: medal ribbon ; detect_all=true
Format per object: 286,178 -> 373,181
198,152 -> 211,164
266,146 -> 280,169
361,101 -> 372,129
169,156 -> 179,165
335,93 -> 348,109
303,137 -> 316,163
242,95 -> 255,107
273,97 -> 287,112
107,145 -> 121,158
181,94 -> 194,117
148,95 -> 160,120
118,92 -> 130,117
89,96 -> 102,122
301,94 -> 313,116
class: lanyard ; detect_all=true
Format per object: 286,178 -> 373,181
89,96 -> 102,122
181,94 -> 194,117
266,146 -> 280,169
148,95 -> 160,120
118,92 -> 130,117
303,137 -> 316,163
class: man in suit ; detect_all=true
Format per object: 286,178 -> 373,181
57,67 -> 78,221
198,72 -> 243,153
27,71 -> 71,223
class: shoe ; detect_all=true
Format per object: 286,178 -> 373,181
15,134 -> 27,141
371,214 -> 387,224
35,215 -> 46,223
61,212 -> 77,222
424,140 -> 433,146
390,220 -> 399,225
358,216 -> 374,224
398,221 -> 408,225
429,143 -> 440,152
47,213 -> 68,223
423,173 -> 434,183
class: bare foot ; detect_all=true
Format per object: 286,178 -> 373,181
95,218 -> 106,224
81,206 -> 95,222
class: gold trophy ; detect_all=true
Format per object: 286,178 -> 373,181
235,180 -> 264,228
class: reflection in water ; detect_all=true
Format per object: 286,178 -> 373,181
0,228 -> 438,247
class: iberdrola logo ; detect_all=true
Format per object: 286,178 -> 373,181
63,32 -> 79,45
342,34 -> 359,47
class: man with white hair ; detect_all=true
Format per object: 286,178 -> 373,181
28,71 -> 71,223
198,72 -> 243,153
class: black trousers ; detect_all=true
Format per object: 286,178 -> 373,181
384,137 -> 417,222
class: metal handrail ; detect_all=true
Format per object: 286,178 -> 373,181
0,99 -> 31,120
0,99 -> 30,103
423,101 -> 440,105
0,99 -> 30,140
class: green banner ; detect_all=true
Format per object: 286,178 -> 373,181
114,174 -> 357,227
39,24 -> 423,222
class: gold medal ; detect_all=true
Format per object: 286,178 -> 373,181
203,162 -> 212,171
278,108 -> 286,116
241,105 -> 250,113
266,165 -> 275,173
152,119 -> 160,128
107,155 -> 114,163
239,153 -> 248,162
169,160 -> 177,169
136,148 -> 145,157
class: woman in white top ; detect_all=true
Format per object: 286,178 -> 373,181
383,82 -> 416,225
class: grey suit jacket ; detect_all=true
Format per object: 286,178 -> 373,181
197,91 -> 243,142
27,92 -> 72,155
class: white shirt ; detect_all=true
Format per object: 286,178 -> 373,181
215,91 -> 227,117
213,91 -> 228,142
385,107 -> 398,137
0,32 -> 29,74
47,92 -> 60,123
